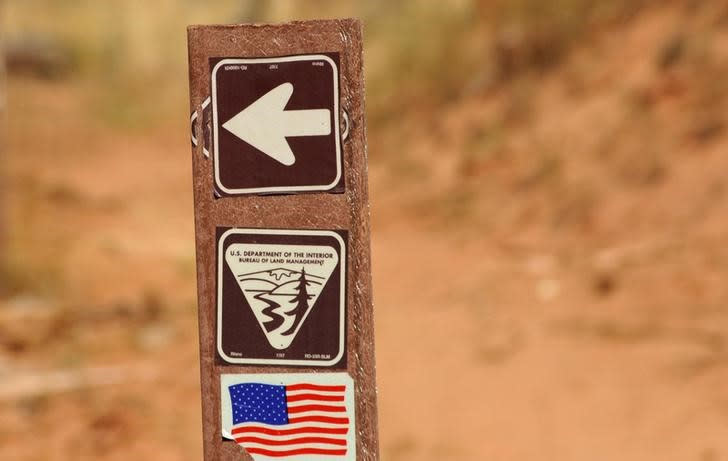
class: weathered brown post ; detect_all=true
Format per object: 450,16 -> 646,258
0,30 -> 6,278
187,20 -> 379,461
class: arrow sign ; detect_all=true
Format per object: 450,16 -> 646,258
222,82 -> 331,166
210,55 -> 343,195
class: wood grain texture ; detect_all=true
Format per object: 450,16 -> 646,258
187,19 -> 379,461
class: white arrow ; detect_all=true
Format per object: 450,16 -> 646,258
221,82 -> 331,166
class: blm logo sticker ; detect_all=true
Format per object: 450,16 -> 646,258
217,228 -> 346,367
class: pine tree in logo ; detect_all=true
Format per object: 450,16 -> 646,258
281,268 -> 313,336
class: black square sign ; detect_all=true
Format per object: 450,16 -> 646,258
211,54 -> 343,195
216,228 -> 347,367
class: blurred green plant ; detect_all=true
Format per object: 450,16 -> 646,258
365,0 -> 648,128
2,0 -> 648,129
2,0 -> 246,127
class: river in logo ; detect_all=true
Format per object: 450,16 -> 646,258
225,243 -> 339,350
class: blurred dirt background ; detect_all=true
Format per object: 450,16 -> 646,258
2,1 -> 728,460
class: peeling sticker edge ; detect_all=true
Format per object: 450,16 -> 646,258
220,372 -> 356,456
191,96 -> 212,157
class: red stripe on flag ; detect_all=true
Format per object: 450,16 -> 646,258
231,426 -> 349,436
286,393 -> 345,403
286,384 -> 346,392
287,404 -> 346,414
287,415 -> 349,425
236,436 -> 347,446
245,447 -> 347,457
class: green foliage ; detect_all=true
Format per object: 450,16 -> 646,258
3,0 -> 646,129
2,0 -> 243,128
366,1 -> 486,125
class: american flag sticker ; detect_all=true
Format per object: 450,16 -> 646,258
221,373 -> 356,460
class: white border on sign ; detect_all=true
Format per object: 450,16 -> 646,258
211,55 -> 342,195
217,228 -> 346,366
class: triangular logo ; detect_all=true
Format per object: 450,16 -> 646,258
225,243 -> 339,350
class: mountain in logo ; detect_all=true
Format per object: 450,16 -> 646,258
225,244 -> 339,349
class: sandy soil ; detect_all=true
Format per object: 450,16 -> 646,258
2,4 -> 728,460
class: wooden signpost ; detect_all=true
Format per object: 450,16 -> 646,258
187,19 -> 379,461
